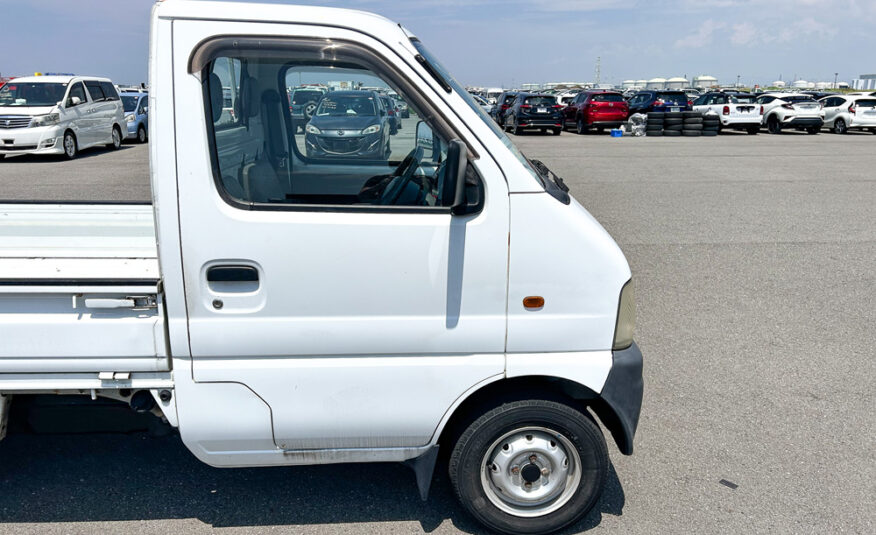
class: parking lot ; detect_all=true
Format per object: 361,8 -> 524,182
0,132 -> 873,534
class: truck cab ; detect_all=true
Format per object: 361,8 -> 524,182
0,3 -> 643,534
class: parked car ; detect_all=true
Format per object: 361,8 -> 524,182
484,87 -> 504,104
756,93 -> 824,134
691,92 -> 761,134
0,75 -> 125,159
555,91 -> 579,108
378,94 -> 402,135
627,90 -> 692,115
818,94 -> 876,134
304,90 -> 392,160
395,96 -> 411,118
562,90 -> 629,134
490,91 -> 518,127
471,94 -> 494,115
120,90 -> 149,143
503,93 -> 563,135
289,87 -> 326,132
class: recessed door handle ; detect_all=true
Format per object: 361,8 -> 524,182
207,265 -> 259,282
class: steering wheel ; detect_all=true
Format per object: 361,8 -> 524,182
380,146 -> 424,205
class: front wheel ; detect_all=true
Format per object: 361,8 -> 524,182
63,131 -> 78,160
449,399 -> 608,535
137,125 -> 147,143
832,119 -> 846,134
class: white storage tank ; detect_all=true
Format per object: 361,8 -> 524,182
792,80 -> 810,89
772,80 -> 786,88
665,77 -> 689,90
622,80 -> 637,90
646,77 -> 666,90
693,75 -> 718,89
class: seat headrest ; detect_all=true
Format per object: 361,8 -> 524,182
209,73 -> 223,123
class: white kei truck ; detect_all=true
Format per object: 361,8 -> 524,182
0,2 -> 643,534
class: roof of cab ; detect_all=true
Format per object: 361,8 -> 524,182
155,0 -> 406,38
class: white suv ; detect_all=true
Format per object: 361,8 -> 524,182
756,93 -> 824,134
692,91 -> 761,134
0,75 -> 125,159
818,94 -> 876,134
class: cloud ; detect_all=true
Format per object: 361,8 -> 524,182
730,22 -> 757,46
675,19 -> 724,48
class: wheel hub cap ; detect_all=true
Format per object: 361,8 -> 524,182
481,427 -> 581,517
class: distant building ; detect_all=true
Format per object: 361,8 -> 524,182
852,74 -> 876,90
771,80 -> 786,88
693,75 -> 718,89
521,83 -> 542,91
792,80 -> 810,89
622,80 -> 638,90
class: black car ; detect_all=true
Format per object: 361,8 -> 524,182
490,91 -> 518,126
627,90 -> 692,115
378,95 -> 401,135
304,90 -> 392,160
503,93 -> 563,135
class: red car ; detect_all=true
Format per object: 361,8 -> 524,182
562,90 -> 629,134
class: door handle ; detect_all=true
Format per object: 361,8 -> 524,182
207,265 -> 259,283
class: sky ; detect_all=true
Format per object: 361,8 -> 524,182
0,0 -> 873,88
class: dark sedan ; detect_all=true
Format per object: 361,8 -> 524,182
304,90 -> 392,160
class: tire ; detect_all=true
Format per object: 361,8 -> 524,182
552,128 -> 561,136
871,128 -> 876,135
646,130 -> 663,136
702,118 -> 720,126
449,399 -> 608,535
767,116 -> 782,134
137,125 -> 147,143
664,124 -> 683,131
683,123 -> 703,131
663,130 -> 681,137
576,118 -> 588,135
110,126 -> 122,150
702,130 -> 718,136
832,119 -> 847,134
512,117 -> 521,136
648,112 -> 665,120
664,118 -> 683,126
664,112 -> 683,120
0,154 -> 5,161
806,126 -> 820,135
747,126 -> 760,135
683,117 -> 703,125
683,111 -> 701,119
63,131 -> 78,160
383,141 -> 391,160
682,130 -> 702,137
303,101 -> 318,122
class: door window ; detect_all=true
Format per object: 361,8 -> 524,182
67,82 -> 87,107
99,82 -> 120,101
203,43 -> 455,209
84,81 -> 106,102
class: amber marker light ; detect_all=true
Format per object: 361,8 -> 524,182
523,296 -> 545,309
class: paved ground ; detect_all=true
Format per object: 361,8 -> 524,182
0,130 -> 873,534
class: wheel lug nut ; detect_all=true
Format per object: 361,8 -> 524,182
511,466 -> 520,474
524,482 -> 532,489
529,455 -> 538,463
541,467 -> 550,476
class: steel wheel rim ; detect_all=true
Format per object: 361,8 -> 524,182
480,426 -> 581,518
112,128 -> 121,147
64,135 -> 75,156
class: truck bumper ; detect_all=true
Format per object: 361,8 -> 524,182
593,342 -> 643,455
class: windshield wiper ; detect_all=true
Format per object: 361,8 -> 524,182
528,158 -> 569,193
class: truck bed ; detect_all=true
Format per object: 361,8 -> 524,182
0,204 -> 168,374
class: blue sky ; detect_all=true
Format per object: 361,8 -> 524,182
0,0 -> 872,87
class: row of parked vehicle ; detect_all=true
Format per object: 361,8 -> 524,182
485,88 -> 876,136
0,75 -> 150,160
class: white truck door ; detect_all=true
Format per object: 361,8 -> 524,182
171,22 -> 509,452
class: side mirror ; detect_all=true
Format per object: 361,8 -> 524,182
415,121 -> 435,160
143,106 -> 149,114
68,96 -> 82,107
444,139 -> 475,214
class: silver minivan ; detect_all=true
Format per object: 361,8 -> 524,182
0,75 -> 126,160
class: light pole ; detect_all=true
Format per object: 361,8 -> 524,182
834,72 -> 838,89
736,74 -> 740,88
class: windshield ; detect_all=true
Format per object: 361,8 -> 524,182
409,38 -> 547,188
0,82 -> 67,107
657,92 -> 688,104
121,95 -> 140,112
729,94 -> 756,104
524,96 -> 557,106
315,95 -> 376,116
291,90 -> 323,105
592,93 -> 624,102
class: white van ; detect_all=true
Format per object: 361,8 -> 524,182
0,3 -> 643,534
0,75 -> 125,159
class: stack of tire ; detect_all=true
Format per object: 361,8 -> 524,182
646,112 -> 664,136
701,113 -> 720,136
681,112 -> 704,137
661,112 -> 684,137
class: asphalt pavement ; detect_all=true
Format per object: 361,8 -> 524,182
0,129 -> 873,534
